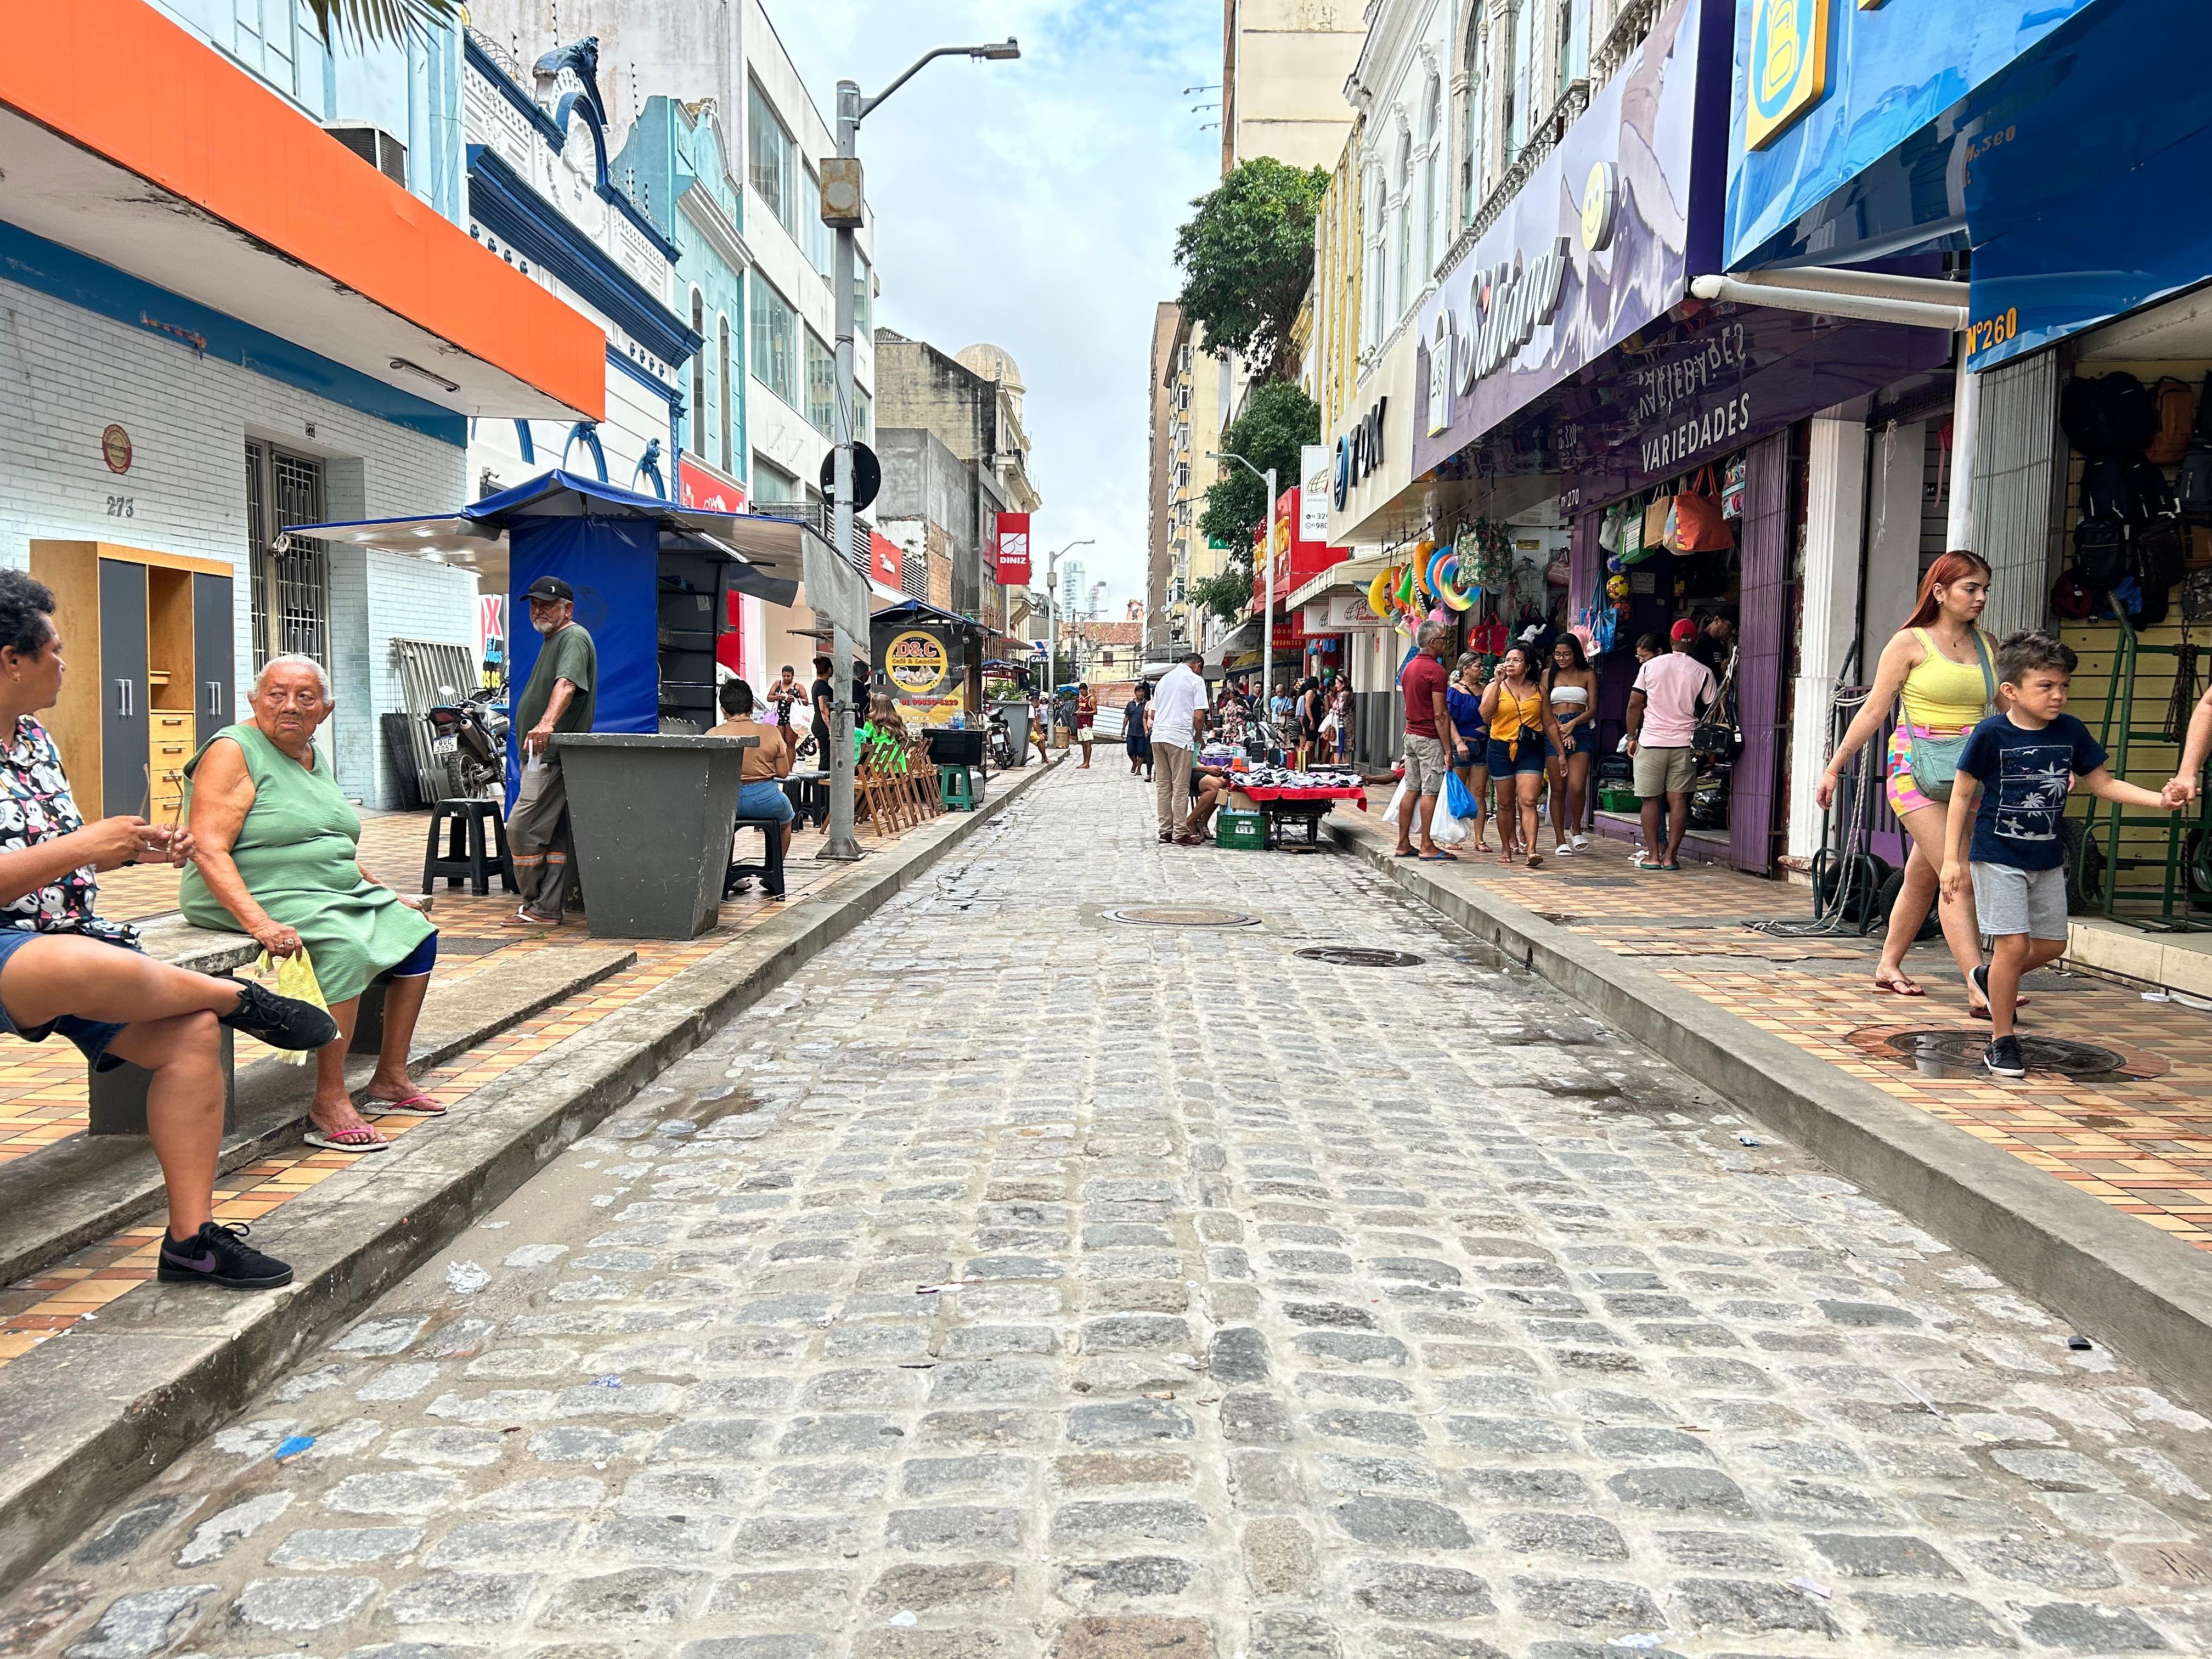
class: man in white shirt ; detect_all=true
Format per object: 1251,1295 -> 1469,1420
1148,648 -> 1211,844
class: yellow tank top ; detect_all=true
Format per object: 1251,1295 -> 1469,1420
1900,627 -> 1995,730
1488,682 -> 1543,742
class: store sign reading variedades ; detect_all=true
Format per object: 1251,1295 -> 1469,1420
1427,240 -> 1573,436
1332,397 -> 1387,509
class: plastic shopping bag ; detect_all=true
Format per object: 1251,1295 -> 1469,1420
1444,769 -> 1480,822
238,945 -> 329,1066
1430,787 -> 1468,847
1381,779 -> 1408,827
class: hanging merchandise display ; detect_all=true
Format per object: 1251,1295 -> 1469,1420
1666,466 -> 1734,554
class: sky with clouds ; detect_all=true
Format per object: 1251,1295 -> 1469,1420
765,0 -> 1221,617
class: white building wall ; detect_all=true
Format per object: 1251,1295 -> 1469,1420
0,276 -> 473,809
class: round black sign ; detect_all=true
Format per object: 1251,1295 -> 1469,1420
818,441 -> 882,512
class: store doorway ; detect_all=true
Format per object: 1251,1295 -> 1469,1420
245,441 -> 331,670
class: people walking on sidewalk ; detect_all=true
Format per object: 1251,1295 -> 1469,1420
181,656 -> 441,1153
1942,632 -> 2185,1077
1075,685 -> 1098,768
0,572 -> 335,1289
1125,683 -> 1153,779
504,575 -> 596,929
1393,620 -> 1456,862
1816,551 -> 2008,1010
1626,623 -> 1717,872
1444,654 -> 1490,854
1481,644 -> 1565,868
1150,648 -> 1210,843
1545,634 -> 1598,855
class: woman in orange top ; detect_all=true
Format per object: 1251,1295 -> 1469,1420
1479,645 -> 1566,868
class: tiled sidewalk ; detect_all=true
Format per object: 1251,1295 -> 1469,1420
0,786 -> 976,1362
1333,812 -> 2212,1253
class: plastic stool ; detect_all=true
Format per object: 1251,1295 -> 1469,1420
422,798 -> 516,895
725,815 -> 787,899
937,764 -> 977,811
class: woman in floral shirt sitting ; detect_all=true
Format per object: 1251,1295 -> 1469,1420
0,571 -> 338,1290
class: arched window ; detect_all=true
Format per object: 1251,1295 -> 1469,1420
1393,126 -> 1412,320
689,289 -> 706,456
1503,0 -> 1530,165
1419,74 -> 1442,281
716,315 -> 734,473
1460,19 -> 1488,224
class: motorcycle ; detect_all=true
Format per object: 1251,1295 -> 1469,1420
988,710 -> 1018,771
425,686 -> 509,799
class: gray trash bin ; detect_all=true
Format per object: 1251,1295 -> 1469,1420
557,733 -> 753,939
993,701 -> 1030,762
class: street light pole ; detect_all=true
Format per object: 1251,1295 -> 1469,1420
822,37 -> 1018,859
1214,451 -> 1277,703
1041,537 -> 1092,733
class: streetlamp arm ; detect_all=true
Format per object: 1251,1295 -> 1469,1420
861,40 -> 1020,121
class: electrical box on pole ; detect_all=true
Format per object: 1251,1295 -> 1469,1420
820,159 -> 865,229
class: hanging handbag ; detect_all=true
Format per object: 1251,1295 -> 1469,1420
1903,629 -> 1997,803
1691,651 -> 1741,760
1669,466 -> 1735,554
1642,493 -> 1673,552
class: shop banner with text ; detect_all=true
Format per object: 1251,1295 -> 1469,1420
994,513 -> 1031,584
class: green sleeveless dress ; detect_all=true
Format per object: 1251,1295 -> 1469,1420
178,723 -> 434,1003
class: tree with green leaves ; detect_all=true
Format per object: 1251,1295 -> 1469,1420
1197,380 -> 1321,557
1173,157 -> 1329,382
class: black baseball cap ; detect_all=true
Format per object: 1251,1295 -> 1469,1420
523,575 -> 574,603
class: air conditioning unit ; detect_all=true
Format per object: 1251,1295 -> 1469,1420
323,123 -> 408,189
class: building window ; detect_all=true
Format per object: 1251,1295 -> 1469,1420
1559,0 -> 1589,97
747,79 -> 796,238
234,0 -> 299,99
1393,127 -> 1412,319
752,455 -> 799,507
717,314 -> 734,473
803,166 -> 833,276
750,276 -> 798,406
244,441 -> 329,670
1503,0 -> 1530,165
854,252 -> 872,332
1420,75 -> 1442,281
854,386 -> 872,444
1364,167 -> 1386,348
1461,20 -> 1489,224
689,289 -> 707,455
804,329 -> 836,437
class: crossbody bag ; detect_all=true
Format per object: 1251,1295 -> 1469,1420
1904,629 -> 1997,803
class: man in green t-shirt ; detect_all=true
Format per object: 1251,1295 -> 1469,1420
504,574 -> 597,927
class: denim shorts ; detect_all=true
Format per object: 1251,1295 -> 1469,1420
737,778 -> 796,824
0,929 -> 129,1071
1486,737 -> 1547,776
1545,725 -> 1597,759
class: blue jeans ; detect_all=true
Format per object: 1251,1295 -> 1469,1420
0,929 -> 128,1070
738,780 -> 796,824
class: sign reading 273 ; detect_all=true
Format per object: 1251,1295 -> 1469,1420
1965,307 -> 2020,360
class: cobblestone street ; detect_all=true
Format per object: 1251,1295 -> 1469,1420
12,764 -> 2212,1658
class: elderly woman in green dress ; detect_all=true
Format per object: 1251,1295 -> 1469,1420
180,656 -> 438,1152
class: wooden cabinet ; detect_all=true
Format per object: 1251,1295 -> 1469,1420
30,542 -> 235,819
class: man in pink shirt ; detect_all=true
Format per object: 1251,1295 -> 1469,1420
1625,619 -> 1716,870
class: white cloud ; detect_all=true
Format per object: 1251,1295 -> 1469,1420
763,0 -> 1221,613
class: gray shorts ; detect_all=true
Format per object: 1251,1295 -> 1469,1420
1402,733 -> 1447,797
1632,744 -> 1696,797
1971,862 -> 2069,941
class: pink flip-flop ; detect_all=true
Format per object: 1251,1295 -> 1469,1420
364,1093 -> 445,1118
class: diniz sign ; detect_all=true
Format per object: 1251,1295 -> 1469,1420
1426,239 -> 1573,436
1332,397 -> 1388,509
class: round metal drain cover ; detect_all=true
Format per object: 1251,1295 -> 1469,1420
1887,1029 -> 2129,1079
1104,906 -> 1261,928
1296,946 -> 1425,968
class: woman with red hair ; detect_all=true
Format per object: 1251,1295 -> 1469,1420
1816,551 -> 2008,1011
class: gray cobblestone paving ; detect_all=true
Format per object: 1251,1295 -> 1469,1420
9,764 -> 2212,1657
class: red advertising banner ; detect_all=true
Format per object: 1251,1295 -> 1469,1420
870,531 -> 901,589
994,512 -> 1031,584
677,454 -> 747,514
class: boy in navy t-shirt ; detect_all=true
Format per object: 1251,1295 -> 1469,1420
1940,631 -> 2184,1077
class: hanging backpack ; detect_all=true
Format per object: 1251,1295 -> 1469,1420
2184,566 -> 2212,624
2062,372 -> 2160,457
2178,448 -> 2212,518
2150,379 -> 2199,465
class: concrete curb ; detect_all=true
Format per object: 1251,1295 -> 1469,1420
0,758 -> 1056,1587
1326,811 -> 2212,1415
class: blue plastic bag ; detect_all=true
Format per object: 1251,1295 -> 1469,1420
1444,770 -> 1479,822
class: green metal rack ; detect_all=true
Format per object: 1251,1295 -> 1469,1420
2077,613 -> 2212,929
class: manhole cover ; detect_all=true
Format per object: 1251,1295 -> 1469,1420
1296,946 -> 1425,967
1886,1029 -> 2130,1080
1103,906 -> 1262,928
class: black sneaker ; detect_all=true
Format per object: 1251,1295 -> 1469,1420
1985,1034 -> 2029,1079
157,1221 -> 294,1290
220,980 -> 339,1050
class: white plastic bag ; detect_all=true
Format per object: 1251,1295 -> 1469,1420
1381,779 -> 1408,827
1430,787 -> 1468,846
